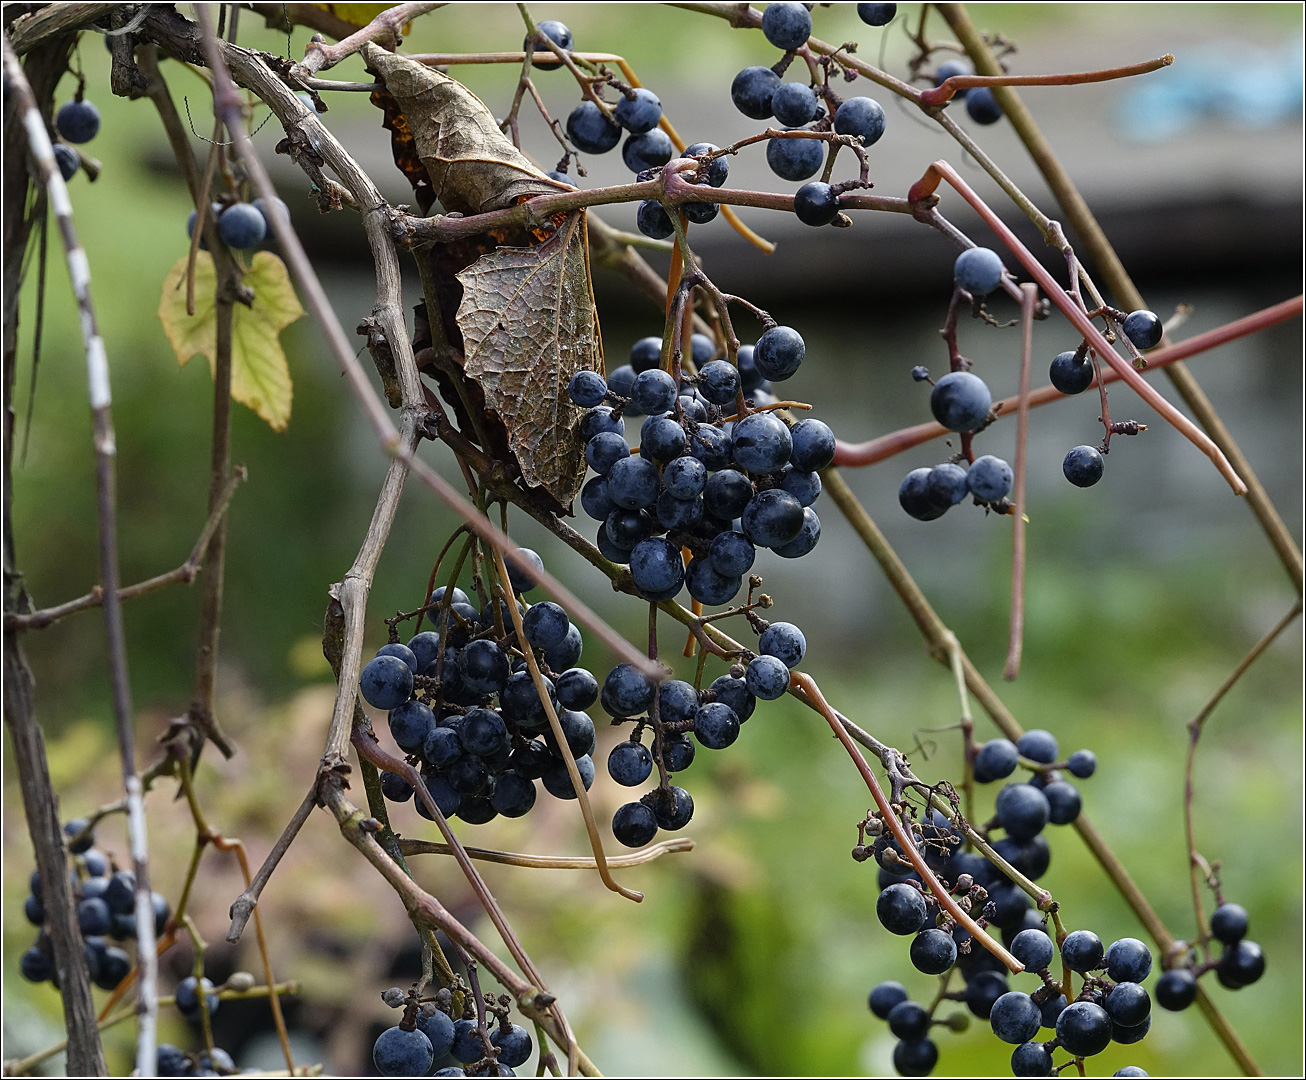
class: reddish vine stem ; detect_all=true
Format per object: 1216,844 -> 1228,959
1004,284 -> 1037,680
918,54 -> 1173,105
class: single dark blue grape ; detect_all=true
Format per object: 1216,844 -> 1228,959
1010,1041 -> 1053,1077
488,771 -> 537,819
996,783 -> 1050,840
632,369 -> 678,415
1123,310 -> 1163,350
689,425 -> 733,471
450,1018 -> 485,1063
858,3 -> 897,26
1112,1016 -> 1151,1045
754,326 -> 805,382
607,456 -> 661,509
429,583 -> 472,606
704,469 -> 754,520
376,642 -> 418,675
1104,982 -> 1150,1027
696,360 -> 738,406
735,343 -> 764,393
934,58 -> 973,96
1113,1068 -> 1149,1077
660,681 -> 701,723
615,87 -> 662,133
155,1045 -> 189,1077
522,602 -> 570,651
586,430 -> 630,476
663,456 -> 707,500
176,975 -> 219,1022
375,1027 -> 437,1080
1049,349 -> 1094,394
630,335 -> 663,373
658,730 -> 696,772
733,413 -> 793,475
104,870 -> 135,914
1217,939 -> 1265,988
886,1000 -> 931,1039
462,640 -> 511,694
994,834 -> 1051,881
1017,729 -> 1058,763
792,180 -> 840,227
78,897 -> 112,936
217,203 -> 267,249
759,621 -> 806,666
459,708 -> 508,757
93,944 -> 131,990
966,86 -> 1003,124
761,1 -> 811,49
580,476 -> 615,522
636,200 -> 674,240
81,877 -> 109,902
640,414 -> 687,462
388,699 -> 436,753
766,136 -> 824,181
930,371 -> 992,431
705,531 -> 753,578
81,850 -> 109,878
731,65 -> 781,118
554,667 -> 598,710
655,490 -> 703,532
433,1069 -> 469,1078
909,463 -> 956,514
444,754 -> 491,796
361,655 -> 414,710
185,202 -> 222,250
601,663 -> 655,717
745,655 -> 790,700
20,946 -> 53,982
629,537 -> 685,601
964,970 -> 1009,1019
1061,929 -> 1104,972
649,785 -> 694,830
693,701 -> 740,750
608,741 -> 653,787
508,740 -> 552,780
684,141 -> 729,187
1066,750 -> 1097,779
505,547 -> 544,594
986,883 -> 1032,929
609,801 -> 658,848
683,200 -> 719,224
24,894 -> 44,925
709,674 -> 755,722
833,96 -> 886,145
54,142 -> 79,180
605,508 -> 652,551
56,99 -> 101,143
954,247 -> 1005,295
773,506 -> 820,557
1155,968 -> 1197,1011
685,556 -> 742,605
415,1008 -> 456,1058
1010,928 -> 1055,971
911,927 -> 957,975
580,405 -> 624,441
541,754 -> 595,799
151,891 -> 170,937
990,991 -> 1042,1044
568,370 -> 608,407
1210,903 -> 1249,944
788,418 -> 835,471
772,82 -> 819,127
622,128 -> 673,173
381,770 -> 414,802
869,980 -> 907,1018
1039,993 -> 1068,1029
253,195 -> 290,233
1056,1001 -> 1112,1057
1063,445 -> 1105,487
893,1037 -> 938,1077
779,467 -> 821,507
491,1023 -> 533,1068
528,20 -> 572,70
1043,780 -> 1081,825
62,817 -> 94,854
899,467 -> 947,521
968,455 -> 1013,502
415,771 -> 462,818
877,882 -> 927,935
743,489 -> 805,547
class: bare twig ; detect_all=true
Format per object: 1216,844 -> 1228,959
299,2 -> 445,74
226,783 -> 319,943
397,836 -> 695,867
919,54 -> 1172,105
1004,284 -> 1036,680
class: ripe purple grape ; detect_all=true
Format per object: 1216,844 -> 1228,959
1063,444 -> 1105,487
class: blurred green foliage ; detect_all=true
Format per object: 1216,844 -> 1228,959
3,3 -> 1301,1077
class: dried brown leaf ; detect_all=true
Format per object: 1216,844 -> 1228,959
456,212 -> 603,506
361,42 -> 561,215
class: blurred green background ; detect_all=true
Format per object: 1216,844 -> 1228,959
3,3 -> 1302,1076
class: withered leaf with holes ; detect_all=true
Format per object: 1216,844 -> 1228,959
456,212 -> 602,506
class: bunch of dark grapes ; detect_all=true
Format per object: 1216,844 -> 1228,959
19,818 -> 169,994
570,329 -> 830,608
899,252 -> 1172,517
373,984 -> 534,1077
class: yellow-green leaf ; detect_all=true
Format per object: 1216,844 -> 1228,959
158,251 -> 304,432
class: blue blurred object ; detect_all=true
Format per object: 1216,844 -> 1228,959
1117,42 -> 1303,140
